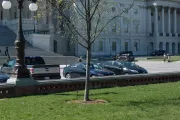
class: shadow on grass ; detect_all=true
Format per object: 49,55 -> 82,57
115,97 -> 180,108
55,91 -> 118,96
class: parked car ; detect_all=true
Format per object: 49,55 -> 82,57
118,51 -> 135,62
0,73 -> 10,83
97,61 -> 124,75
63,62 -> 115,78
0,56 -> 61,80
99,61 -> 148,75
150,50 -> 166,56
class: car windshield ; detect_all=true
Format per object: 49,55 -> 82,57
83,63 -> 103,70
121,62 -> 136,67
93,64 -> 103,70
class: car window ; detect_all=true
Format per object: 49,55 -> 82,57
113,61 -> 122,67
7,60 -> 15,68
103,61 -> 110,66
25,57 -> 45,65
77,63 -> 85,69
108,61 -> 113,66
70,63 -> 78,68
93,64 -> 103,70
83,64 -> 95,69
122,62 -> 136,67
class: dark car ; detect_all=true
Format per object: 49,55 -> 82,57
97,61 -> 124,75
63,62 -> 115,78
120,61 -> 148,74
99,61 -> 147,75
118,51 -> 135,62
0,73 -> 10,83
150,50 -> 166,56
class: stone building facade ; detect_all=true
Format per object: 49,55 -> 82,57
1,0 -> 180,56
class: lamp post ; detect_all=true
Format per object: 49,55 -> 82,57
2,0 -> 38,78
33,15 -> 36,33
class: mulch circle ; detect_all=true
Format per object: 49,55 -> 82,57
67,99 -> 108,104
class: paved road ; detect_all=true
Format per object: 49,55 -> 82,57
135,61 -> 180,73
60,61 -> 180,79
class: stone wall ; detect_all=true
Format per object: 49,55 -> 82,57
0,72 -> 180,99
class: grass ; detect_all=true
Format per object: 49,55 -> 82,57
1,82 -> 180,120
136,55 -> 180,62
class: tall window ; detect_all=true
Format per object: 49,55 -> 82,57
92,39 -> 105,52
99,40 -> 103,52
112,42 -> 117,52
125,42 -> 128,51
123,19 -> 129,33
133,20 -> 139,33
112,20 -> 117,33
134,8 -> 138,14
67,40 -> 71,52
134,42 -> 138,51
124,8 -> 129,14
112,7 -> 116,12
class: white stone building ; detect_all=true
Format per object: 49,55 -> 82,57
0,0 -> 180,56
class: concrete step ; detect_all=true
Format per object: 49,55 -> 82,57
0,25 -> 16,46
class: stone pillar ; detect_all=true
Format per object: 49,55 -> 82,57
154,6 -> 159,36
148,7 -> 152,34
168,7 -> 171,36
161,7 -> 165,36
174,8 -> 177,36
139,6 -> 143,35
120,4 -> 124,35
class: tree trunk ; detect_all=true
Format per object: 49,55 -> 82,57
84,47 -> 91,101
84,0 -> 91,102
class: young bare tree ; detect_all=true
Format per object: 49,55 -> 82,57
37,0 -> 134,101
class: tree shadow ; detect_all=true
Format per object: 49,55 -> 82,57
116,97 -> 180,108
55,91 -> 118,96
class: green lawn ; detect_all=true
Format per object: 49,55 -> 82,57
1,82 -> 180,120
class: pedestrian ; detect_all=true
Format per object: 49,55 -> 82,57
167,54 -> 171,62
78,56 -> 82,62
4,46 -> 10,59
113,56 -> 117,61
163,53 -> 167,63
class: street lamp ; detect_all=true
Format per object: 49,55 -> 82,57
153,2 -> 157,6
33,15 -> 36,33
2,0 -> 38,78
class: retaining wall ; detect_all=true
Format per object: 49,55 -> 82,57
0,72 -> 180,99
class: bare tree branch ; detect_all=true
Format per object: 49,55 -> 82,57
90,0 -> 101,20
46,0 -> 88,43
71,0 -> 86,20
91,0 -> 135,43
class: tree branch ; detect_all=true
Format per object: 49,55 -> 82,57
91,0 -> 135,43
90,0 -> 101,20
46,0 -> 88,43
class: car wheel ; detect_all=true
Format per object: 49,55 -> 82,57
65,73 -> 71,78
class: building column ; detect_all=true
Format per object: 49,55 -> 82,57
139,6 -> 143,35
161,7 -> 165,36
174,8 -> 177,36
120,4 -> 124,35
148,7 -> 152,34
154,6 -> 159,36
168,7 -> 171,36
